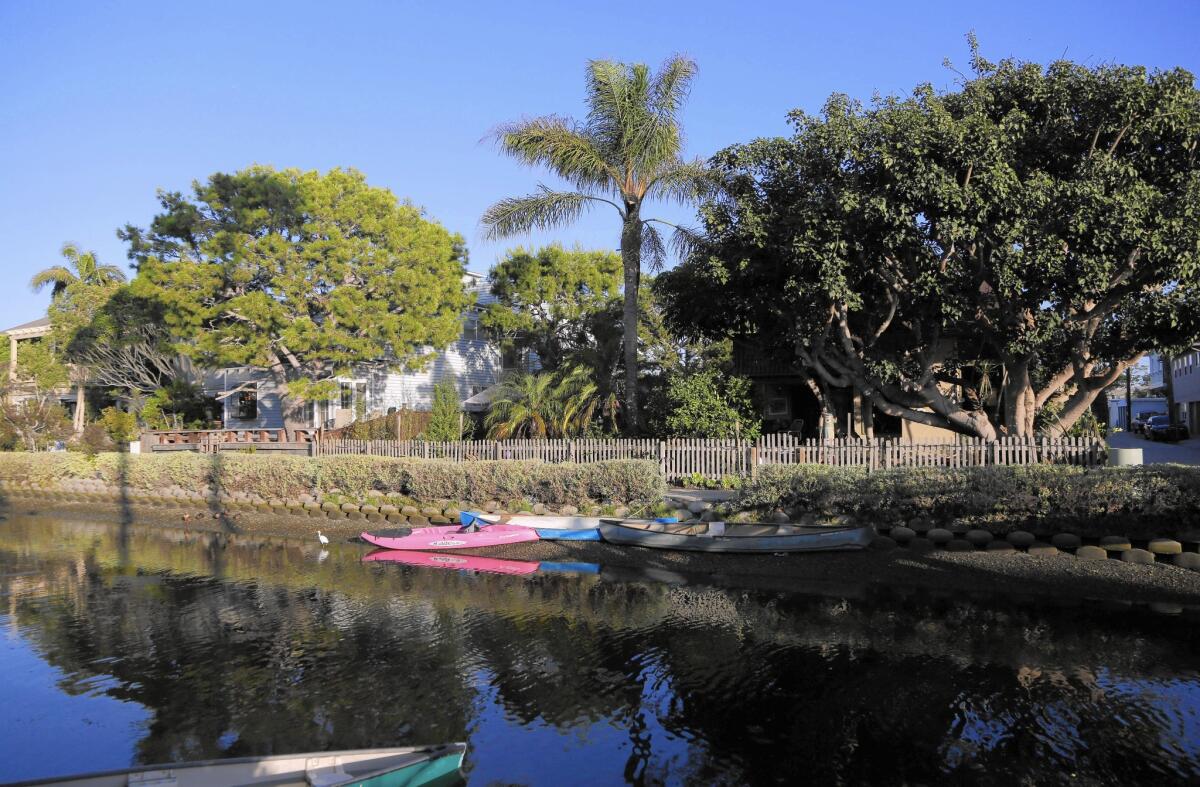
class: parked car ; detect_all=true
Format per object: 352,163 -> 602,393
1144,415 -> 1190,442
1131,412 -> 1163,434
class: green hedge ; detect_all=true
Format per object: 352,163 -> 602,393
0,452 -> 665,506
739,464 -> 1200,537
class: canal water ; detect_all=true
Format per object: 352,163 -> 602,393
0,514 -> 1198,785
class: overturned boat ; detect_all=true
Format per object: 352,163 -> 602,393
597,519 -> 872,553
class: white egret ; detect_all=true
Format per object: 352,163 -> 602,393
317,530 -> 330,546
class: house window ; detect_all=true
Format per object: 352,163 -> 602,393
236,385 -> 258,420
340,382 -> 354,409
501,346 -> 523,370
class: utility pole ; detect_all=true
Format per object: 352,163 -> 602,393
1165,354 -> 1178,425
1125,367 -> 1133,430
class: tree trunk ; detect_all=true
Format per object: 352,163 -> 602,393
1042,359 -> 1137,437
1002,358 -> 1036,437
620,207 -> 642,435
801,373 -> 837,439
73,383 -> 86,435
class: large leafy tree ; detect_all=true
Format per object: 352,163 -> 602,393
661,44 -> 1200,439
123,166 -> 470,432
480,244 -> 622,371
481,56 -> 710,433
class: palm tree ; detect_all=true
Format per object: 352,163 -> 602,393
485,372 -> 561,438
29,243 -> 126,434
556,365 -> 617,436
30,243 -> 126,298
481,56 -> 709,434
485,367 -> 614,439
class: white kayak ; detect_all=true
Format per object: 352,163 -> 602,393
461,512 -> 600,531
11,744 -> 467,787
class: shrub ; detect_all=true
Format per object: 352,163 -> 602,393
73,423 -> 115,457
0,452 -> 664,505
659,368 -> 761,440
423,379 -> 471,441
738,464 -> 1200,537
99,407 -> 139,444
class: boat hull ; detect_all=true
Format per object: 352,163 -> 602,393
534,527 -> 601,541
598,520 -> 873,553
361,525 -> 539,551
10,744 -> 467,787
462,512 -> 602,531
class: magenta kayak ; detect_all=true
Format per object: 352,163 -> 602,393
360,525 -> 539,551
363,549 -> 541,575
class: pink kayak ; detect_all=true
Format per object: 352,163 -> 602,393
363,549 -> 541,575
360,525 -> 540,551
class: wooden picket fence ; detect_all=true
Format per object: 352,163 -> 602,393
316,434 -> 1106,483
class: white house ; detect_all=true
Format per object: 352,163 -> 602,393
209,272 -> 520,431
2,316 -> 81,415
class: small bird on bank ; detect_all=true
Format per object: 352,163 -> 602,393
317,530 -> 329,546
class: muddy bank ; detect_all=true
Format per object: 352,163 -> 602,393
5,497 -> 1200,606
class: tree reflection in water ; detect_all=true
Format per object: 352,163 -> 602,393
1,514 -> 1198,785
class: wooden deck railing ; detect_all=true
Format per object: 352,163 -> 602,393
143,428 -> 319,453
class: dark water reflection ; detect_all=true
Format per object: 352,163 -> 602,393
1,515 -> 1198,785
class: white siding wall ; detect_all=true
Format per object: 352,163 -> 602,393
209,367 -> 286,430
367,337 -> 504,413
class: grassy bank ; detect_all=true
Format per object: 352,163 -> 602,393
0,452 -> 664,507
737,464 -> 1200,538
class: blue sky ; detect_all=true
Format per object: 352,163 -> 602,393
2,0 -> 1198,328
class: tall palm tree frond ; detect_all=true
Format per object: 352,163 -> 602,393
481,187 -> 618,240
29,266 -> 76,296
31,244 -> 126,298
640,223 -> 668,272
646,158 -> 712,204
494,117 -> 616,191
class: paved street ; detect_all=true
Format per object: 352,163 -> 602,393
1108,430 -> 1200,465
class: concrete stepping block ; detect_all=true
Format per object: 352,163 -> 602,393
908,516 -> 934,534
1170,553 -> 1200,571
1120,548 -> 1155,565
985,541 -> 1016,553
927,528 -> 953,544
1076,545 -> 1108,561
890,526 -> 916,542
1050,533 -> 1082,549
945,540 -> 974,552
909,537 -> 935,552
1147,538 -> 1182,555
1006,531 -> 1036,548
385,514 -> 408,524
1026,542 -> 1059,557
965,529 -> 994,546
1099,536 -> 1132,552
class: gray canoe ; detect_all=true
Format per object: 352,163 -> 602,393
10,744 -> 467,787
598,519 -> 873,553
